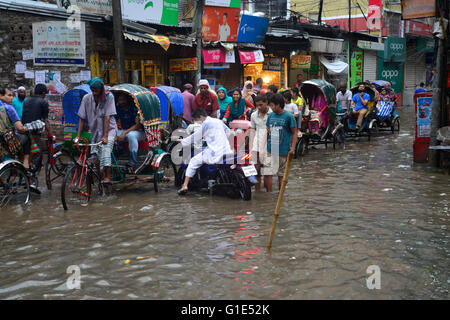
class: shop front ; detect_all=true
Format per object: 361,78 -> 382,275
243,55 -> 286,90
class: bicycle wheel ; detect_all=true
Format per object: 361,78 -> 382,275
61,164 -> 91,210
46,149 -> 73,190
154,155 -> 177,192
0,163 -> 30,207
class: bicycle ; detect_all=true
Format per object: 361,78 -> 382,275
61,138 -> 103,211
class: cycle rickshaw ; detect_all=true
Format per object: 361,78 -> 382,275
370,80 -> 400,133
341,84 -> 378,141
296,80 -> 344,157
61,84 -> 177,210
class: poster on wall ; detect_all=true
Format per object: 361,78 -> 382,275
56,0 -> 113,16
121,0 -> 179,26
350,51 -> 363,87
33,21 -> 86,66
202,6 -> 240,42
291,55 -> 311,69
205,0 -> 240,7
46,94 -> 64,126
417,97 -> 432,137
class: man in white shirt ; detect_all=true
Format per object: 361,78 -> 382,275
178,107 -> 233,195
336,82 -> 352,112
218,13 -> 231,42
250,94 -> 272,192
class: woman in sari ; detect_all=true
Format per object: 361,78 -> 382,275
222,89 -> 254,125
217,87 -> 232,120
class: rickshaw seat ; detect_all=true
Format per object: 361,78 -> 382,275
123,140 -> 150,152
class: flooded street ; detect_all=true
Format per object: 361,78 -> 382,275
0,106 -> 448,300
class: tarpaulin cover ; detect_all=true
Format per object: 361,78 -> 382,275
62,84 -> 91,130
153,86 -> 183,122
319,55 -> 348,75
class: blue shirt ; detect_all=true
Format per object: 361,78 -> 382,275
414,88 -> 426,94
12,97 -> 25,121
266,110 -> 297,156
115,103 -> 139,131
352,93 -> 370,111
0,101 -> 20,126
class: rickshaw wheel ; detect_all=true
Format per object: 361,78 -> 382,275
295,137 -> 307,158
45,149 -> 73,190
0,163 -> 30,207
370,121 -> 379,138
392,118 -> 400,133
333,127 -> 345,149
154,155 -> 177,193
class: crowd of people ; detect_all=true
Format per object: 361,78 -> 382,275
0,75 -> 410,196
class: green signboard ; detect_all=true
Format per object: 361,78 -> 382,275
417,37 -> 435,52
384,37 -> 406,62
377,54 -> 403,93
351,51 -> 363,87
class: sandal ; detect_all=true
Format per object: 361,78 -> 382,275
177,188 -> 188,195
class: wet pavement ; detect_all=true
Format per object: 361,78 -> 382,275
0,106 -> 448,299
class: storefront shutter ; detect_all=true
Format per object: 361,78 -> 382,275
363,50 -> 377,82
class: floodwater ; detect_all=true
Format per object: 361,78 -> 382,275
0,107 -> 448,300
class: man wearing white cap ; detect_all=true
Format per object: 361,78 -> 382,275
193,79 -> 219,118
12,86 -> 26,121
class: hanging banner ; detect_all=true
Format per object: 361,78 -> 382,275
350,51 -> 363,87
237,15 -> 270,43
169,57 -> 198,72
402,0 -> 435,20
205,0 -> 240,7
367,0 -> 382,31
202,6 -> 240,42
238,50 -> 264,64
291,55 -> 311,69
57,0 -> 112,16
33,21 -> 86,66
121,0 -> 179,26
203,48 -> 226,64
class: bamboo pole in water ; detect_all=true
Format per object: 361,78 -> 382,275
267,152 -> 294,251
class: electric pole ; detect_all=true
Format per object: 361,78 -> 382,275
318,0 -> 323,25
194,0 -> 203,86
112,0 -> 126,83
348,0 -> 352,88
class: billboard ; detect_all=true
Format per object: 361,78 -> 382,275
291,55 -> 311,69
402,0 -> 435,19
202,6 -> 240,42
205,0 -> 241,7
57,0 -> 112,15
121,0 -> 179,26
236,14 -> 269,43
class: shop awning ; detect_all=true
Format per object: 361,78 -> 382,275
123,31 -> 194,49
